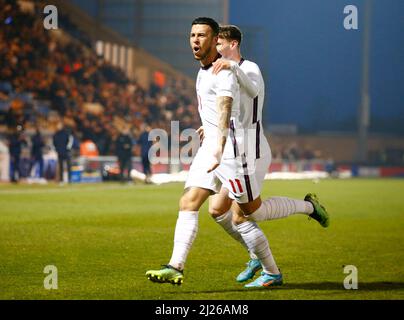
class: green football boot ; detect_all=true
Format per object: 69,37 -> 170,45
146,265 -> 184,285
305,193 -> 330,228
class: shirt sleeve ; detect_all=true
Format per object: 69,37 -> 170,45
215,69 -> 238,99
231,61 -> 261,98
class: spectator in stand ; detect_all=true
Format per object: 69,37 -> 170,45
0,139 -> 9,182
53,121 -> 74,184
30,126 -> 45,178
115,125 -> 133,183
138,123 -> 153,184
80,137 -> 99,174
80,135 -> 99,158
8,125 -> 27,182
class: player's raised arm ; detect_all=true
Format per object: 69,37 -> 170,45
231,62 -> 260,98
213,59 -> 260,99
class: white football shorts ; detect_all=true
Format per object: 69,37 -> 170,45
185,138 -> 271,204
224,152 -> 271,203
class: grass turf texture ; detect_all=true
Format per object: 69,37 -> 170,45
0,179 -> 403,300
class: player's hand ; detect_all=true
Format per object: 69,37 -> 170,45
212,59 -> 231,75
196,126 -> 204,145
207,148 -> 223,173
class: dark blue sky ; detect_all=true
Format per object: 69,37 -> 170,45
230,0 -> 404,133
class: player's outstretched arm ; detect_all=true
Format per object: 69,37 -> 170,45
207,96 -> 232,173
231,62 -> 260,98
213,59 -> 260,98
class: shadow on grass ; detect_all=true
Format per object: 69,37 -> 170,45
169,282 -> 404,295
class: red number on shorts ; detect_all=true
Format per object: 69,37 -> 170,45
229,179 -> 243,193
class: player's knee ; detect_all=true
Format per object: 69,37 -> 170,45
209,199 -> 231,218
208,205 -> 226,218
179,195 -> 191,211
179,192 -> 199,211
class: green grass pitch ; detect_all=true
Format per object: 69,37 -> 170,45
1,178 -> 403,300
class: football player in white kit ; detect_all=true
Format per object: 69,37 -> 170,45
146,17 -> 262,285
201,25 -> 330,287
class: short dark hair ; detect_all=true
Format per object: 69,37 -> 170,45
192,17 -> 220,36
219,25 -> 242,46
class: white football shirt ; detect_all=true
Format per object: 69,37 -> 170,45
195,61 -> 241,158
231,58 -> 270,160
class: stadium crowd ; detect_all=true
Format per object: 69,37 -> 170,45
0,0 -> 198,159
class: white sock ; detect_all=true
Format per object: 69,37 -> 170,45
214,211 -> 257,260
236,221 -> 279,274
250,197 -> 314,222
168,211 -> 198,271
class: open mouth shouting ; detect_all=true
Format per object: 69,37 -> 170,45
193,46 -> 201,55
